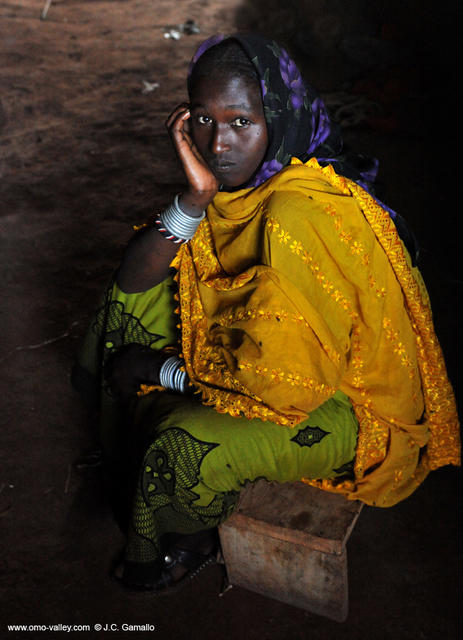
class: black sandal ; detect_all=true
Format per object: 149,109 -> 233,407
114,540 -> 217,594
154,546 -> 217,594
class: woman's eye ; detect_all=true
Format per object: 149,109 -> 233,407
197,115 -> 211,125
232,117 -> 251,127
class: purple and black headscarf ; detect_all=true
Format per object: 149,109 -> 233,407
188,33 -> 418,261
189,33 -> 371,187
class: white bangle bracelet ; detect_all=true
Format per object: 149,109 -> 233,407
159,355 -> 188,393
156,195 -> 205,243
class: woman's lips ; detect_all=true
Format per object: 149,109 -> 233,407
210,160 -> 236,173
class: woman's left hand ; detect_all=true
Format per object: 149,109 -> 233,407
107,344 -> 165,400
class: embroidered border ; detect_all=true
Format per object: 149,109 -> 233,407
310,158 -> 459,472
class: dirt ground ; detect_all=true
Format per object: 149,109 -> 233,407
1,1 -> 462,639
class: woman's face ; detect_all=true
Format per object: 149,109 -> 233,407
189,73 -> 268,188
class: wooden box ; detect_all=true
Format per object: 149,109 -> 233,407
218,480 -> 362,622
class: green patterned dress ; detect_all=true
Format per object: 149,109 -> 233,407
73,273 -> 358,575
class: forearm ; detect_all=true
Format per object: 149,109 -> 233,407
117,99 -> 219,294
117,191 -> 212,294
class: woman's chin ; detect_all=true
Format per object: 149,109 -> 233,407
213,172 -> 243,189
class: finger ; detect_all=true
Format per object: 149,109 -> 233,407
170,112 -> 195,153
165,102 -> 189,124
183,112 -> 192,136
170,108 -> 191,136
165,103 -> 190,129
173,122 -> 194,149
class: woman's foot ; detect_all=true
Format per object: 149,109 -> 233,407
114,529 -> 218,594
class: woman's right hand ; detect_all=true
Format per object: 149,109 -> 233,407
117,104 -> 217,294
166,103 -> 219,213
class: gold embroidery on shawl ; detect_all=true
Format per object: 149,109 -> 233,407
302,158 -> 459,501
382,317 -> 417,381
167,157 -> 459,505
322,201 -> 391,296
344,176 -> 459,472
170,234 -> 300,427
264,213 -> 357,318
237,360 -> 336,396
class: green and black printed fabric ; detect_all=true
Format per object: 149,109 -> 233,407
73,274 -> 178,459
125,389 -> 358,567
74,276 -> 358,569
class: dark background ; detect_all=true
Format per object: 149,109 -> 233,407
1,1 -> 461,638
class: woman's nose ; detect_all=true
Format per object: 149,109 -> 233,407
210,125 -> 231,154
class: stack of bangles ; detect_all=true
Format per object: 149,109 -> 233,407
154,194 -> 203,393
154,194 -> 205,244
159,355 -> 188,394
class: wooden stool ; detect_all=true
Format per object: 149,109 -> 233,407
218,479 -> 363,622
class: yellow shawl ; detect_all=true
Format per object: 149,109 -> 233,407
169,158 -> 460,506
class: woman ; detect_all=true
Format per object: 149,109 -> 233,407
74,34 -> 460,592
